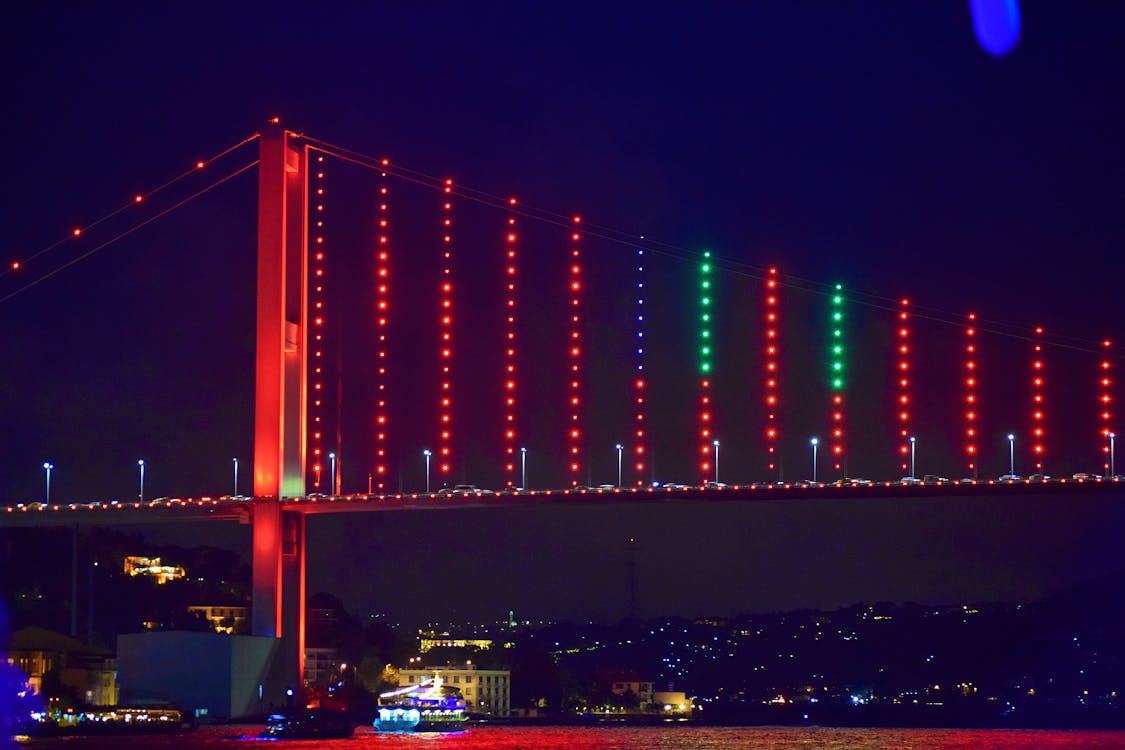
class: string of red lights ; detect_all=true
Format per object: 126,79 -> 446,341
1101,339 -> 1113,476
374,159 -> 392,492
309,156 -> 328,490
764,268 -> 780,478
965,313 -> 979,478
1,159 -> 259,305
3,132 -> 261,281
1031,326 -> 1046,473
897,298 -> 911,474
503,199 -> 519,487
438,180 -> 455,478
567,217 -> 584,486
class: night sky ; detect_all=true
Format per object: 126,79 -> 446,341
2,3 -> 1124,625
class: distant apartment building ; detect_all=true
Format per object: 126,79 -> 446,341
304,647 -> 342,686
418,631 -> 494,652
123,556 -> 185,584
399,664 -> 510,716
610,678 -> 654,706
187,605 -> 248,634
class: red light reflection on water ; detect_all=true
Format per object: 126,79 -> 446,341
18,725 -> 1125,750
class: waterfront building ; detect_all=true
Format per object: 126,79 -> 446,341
7,626 -> 118,706
398,664 -> 510,716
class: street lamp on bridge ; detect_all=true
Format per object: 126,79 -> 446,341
328,453 -> 337,496
1111,432 -> 1116,478
43,462 -> 53,504
615,444 -> 623,488
810,438 -> 819,484
232,458 -> 239,498
423,450 -> 432,493
1007,434 -> 1015,477
713,440 -> 720,483
137,460 -> 145,502
520,447 -> 527,490
909,436 -> 916,479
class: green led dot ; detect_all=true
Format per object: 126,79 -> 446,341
833,313 -> 842,321
833,362 -> 842,371
702,298 -> 710,305
835,283 -> 842,291
833,346 -> 842,354
702,331 -> 710,338
833,296 -> 842,304
701,264 -> 711,273
702,363 -> 711,372
833,378 -> 843,389
833,330 -> 841,337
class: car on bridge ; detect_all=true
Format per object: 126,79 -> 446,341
998,474 -> 1023,482
900,476 -> 921,485
448,484 -> 494,496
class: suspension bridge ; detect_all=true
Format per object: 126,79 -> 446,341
1,120 -> 1120,706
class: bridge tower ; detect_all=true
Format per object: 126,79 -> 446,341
252,124 -> 308,689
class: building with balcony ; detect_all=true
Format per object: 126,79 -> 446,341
398,664 -> 510,716
7,626 -> 118,706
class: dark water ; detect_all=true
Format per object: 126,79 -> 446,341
15,725 -> 1125,749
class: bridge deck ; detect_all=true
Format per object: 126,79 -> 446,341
1,478 -> 1120,527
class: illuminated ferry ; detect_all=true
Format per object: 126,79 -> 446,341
374,676 -> 467,733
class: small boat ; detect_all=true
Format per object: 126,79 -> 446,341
259,710 -> 355,739
374,676 -> 467,733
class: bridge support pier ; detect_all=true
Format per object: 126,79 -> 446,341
251,499 -> 306,699
251,123 -> 309,699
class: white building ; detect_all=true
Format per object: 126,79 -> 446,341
399,664 -> 510,716
304,647 -> 341,686
610,678 -> 654,706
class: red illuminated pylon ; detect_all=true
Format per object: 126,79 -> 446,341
502,200 -> 519,487
567,218 -> 583,486
964,313 -> 979,478
897,299 -> 911,473
374,160 -> 392,491
764,268 -> 781,477
1031,326 -> 1046,473
438,180 -> 455,477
